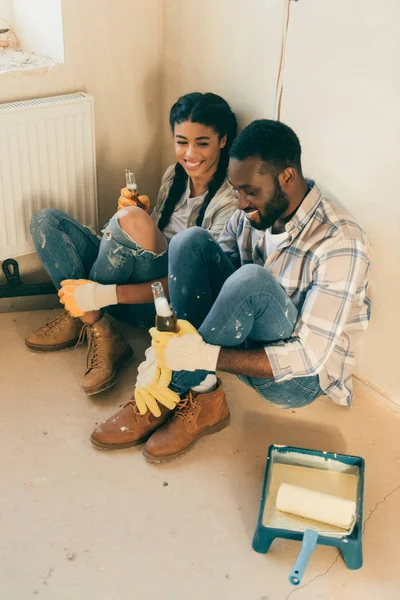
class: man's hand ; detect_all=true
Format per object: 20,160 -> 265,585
59,279 -> 118,317
117,187 -> 150,212
150,319 -> 221,372
134,347 -> 180,416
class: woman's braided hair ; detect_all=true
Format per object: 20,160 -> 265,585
157,92 -> 237,232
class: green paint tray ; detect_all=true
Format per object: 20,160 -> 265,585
253,445 -> 365,584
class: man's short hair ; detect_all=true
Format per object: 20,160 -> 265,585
229,119 -> 302,175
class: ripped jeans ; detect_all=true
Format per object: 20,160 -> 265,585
30,209 -> 168,327
167,227 -> 322,409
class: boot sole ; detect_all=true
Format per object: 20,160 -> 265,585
90,430 -> 156,451
142,414 -> 231,464
25,338 -> 80,352
84,346 -> 134,396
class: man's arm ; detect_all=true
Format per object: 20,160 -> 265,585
217,239 -> 370,382
263,238 -> 370,382
217,347 -> 274,378
116,276 -> 170,304
150,238 -> 370,382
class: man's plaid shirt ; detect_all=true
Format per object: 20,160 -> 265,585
218,181 -> 371,406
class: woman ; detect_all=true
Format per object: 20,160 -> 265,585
25,92 -> 238,396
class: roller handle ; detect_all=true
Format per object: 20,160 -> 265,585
289,529 -> 319,586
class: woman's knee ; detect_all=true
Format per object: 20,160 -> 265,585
117,206 -> 166,253
117,206 -> 148,233
30,208 -> 68,236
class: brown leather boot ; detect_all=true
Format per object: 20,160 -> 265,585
90,399 -> 173,449
142,381 -> 230,464
25,310 -> 83,352
80,315 -> 133,395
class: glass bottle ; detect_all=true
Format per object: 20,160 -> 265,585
125,168 -> 138,193
151,282 -> 178,332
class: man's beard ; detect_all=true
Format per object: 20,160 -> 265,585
250,178 -> 289,231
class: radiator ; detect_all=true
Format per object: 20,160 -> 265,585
0,92 -> 98,260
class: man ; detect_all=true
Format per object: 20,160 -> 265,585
91,119 -> 371,462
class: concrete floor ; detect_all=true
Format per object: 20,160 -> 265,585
1,308 -> 400,600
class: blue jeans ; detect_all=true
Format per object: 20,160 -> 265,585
30,209 -> 168,327
168,228 -> 322,409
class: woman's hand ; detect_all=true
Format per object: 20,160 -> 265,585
117,188 -> 150,212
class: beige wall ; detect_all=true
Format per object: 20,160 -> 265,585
0,0 -> 163,226
280,0 -> 400,402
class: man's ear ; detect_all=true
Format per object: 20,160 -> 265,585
280,167 -> 296,187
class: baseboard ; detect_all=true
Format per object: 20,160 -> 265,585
0,294 -> 59,313
353,374 -> 400,414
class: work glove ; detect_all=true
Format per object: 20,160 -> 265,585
134,347 -> 180,417
150,320 -> 221,373
117,187 -> 150,212
59,279 -> 118,317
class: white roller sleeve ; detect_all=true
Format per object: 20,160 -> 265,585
276,483 -> 357,529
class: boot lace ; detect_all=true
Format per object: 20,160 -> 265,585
173,392 -> 199,423
44,312 -> 71,334
77,324 -> 105,371
121,397 -> 142,415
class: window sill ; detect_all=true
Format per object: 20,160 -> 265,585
0,49 -> 59,77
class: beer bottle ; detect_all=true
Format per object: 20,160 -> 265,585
125,168 -> 138,193
151,281 -> 178,332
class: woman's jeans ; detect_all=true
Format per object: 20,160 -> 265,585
30,209 -> 168,328
167,228 -> 322,409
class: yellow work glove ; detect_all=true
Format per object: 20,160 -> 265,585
150,320 -> 221,373
117,187 -> 150,212
134,347 -> 180,417
59,279 -> 118,317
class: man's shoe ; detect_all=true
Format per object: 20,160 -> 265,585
81,315 -> 133,395
142,381 -> 230,463
25,310 -> 83,352
90,400 -> 173,449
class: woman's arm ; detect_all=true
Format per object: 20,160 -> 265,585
151,164 -> 176,224
206,183 -> 238,240
116,276 -> 170,304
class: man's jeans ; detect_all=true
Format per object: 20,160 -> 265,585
30,209 -> 168,327
167,227 -> 322,409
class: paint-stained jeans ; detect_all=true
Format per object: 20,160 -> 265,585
167,227 -> 322,409
30,208 -> 168,327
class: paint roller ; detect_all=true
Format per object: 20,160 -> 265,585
276,483 -> 357,585
277,483 -> 356,529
